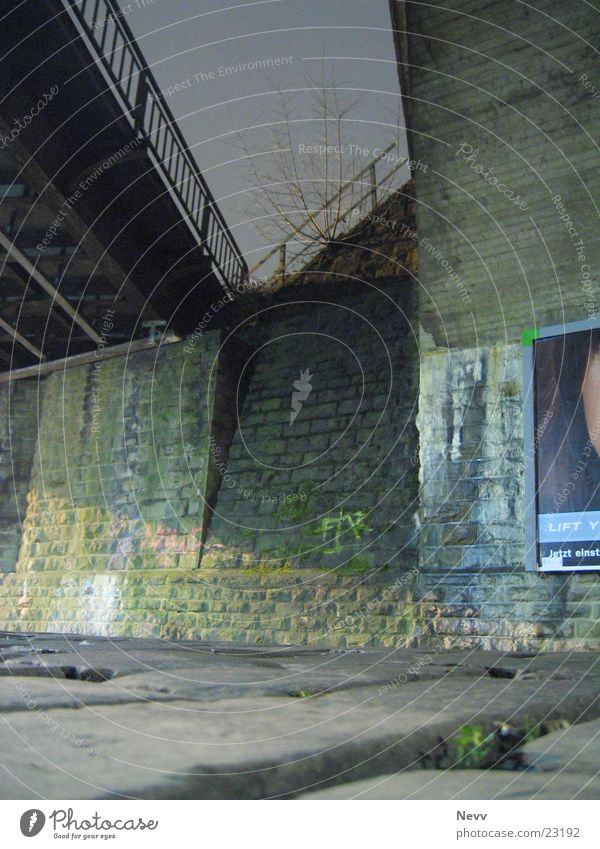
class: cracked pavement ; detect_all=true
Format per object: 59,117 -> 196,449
1,631 -> 599,799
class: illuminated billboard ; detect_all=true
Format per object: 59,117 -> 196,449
524,320 -> 600,572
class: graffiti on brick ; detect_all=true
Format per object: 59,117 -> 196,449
143,526 -> 203,554
319,510 -> 371,553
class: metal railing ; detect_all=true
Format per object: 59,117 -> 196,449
63,0 -> 248,296
248,143 -> 407,285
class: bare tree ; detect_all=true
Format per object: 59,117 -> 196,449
234,67 -> 401,281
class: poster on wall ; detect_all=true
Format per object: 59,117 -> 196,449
525,321 -> 600,572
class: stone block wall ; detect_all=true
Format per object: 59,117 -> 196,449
0,307 -> 423,647
401,0 -> 600,347
397,0 -> 600,649
0,335 -> 221,634
0,379 -> 39,574
205,279 -> 419,577
416,343 -> 600,651
0,566 -> 420,646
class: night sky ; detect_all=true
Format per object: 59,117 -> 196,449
124,0 -> 408,266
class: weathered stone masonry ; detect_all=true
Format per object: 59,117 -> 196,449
415,344 -> 600,650
398,0 -> 600,649
1,1 -> 600,650
0,379 -> 39,575
197,279 -> 421,645
206,279 -> 419,574
0,337 -> 221,635
0,276 -> 423,646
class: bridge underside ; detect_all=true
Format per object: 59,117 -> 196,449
0,0 -> 233,367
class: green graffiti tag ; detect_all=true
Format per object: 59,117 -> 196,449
320,510 -> 371,553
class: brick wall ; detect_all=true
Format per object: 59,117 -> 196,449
0,173 -> 428,645
397,0 -> 600,648
0,379 -> 39,574
416,343 -> 600,651
400,0 -> 600,347
0,281 -> 426,645
205,279 -> 419,576
0,335 -> 220,634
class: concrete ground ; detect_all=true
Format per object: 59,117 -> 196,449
300,719 -> 600,799
0,631 -> 599,799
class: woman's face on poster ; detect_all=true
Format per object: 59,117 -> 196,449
582,346 -> 600,457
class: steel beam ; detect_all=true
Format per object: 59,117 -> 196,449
0,228 -> 102,344
0,316 -> 44,360
0,332 -> 181,383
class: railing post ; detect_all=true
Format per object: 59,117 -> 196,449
62,0 -> 248,294
134,69 -> 149,137
369,163 -> 378,210
278,243 -> 286,283
200,200 -> 211,243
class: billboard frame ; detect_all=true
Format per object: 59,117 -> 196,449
523,316 -> 600,572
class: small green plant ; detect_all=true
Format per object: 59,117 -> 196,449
454,724 -> 495,769
522,716 -> 543,743
289,690 -> 312,698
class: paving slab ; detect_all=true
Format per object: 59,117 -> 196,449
0,633 -> 599,799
